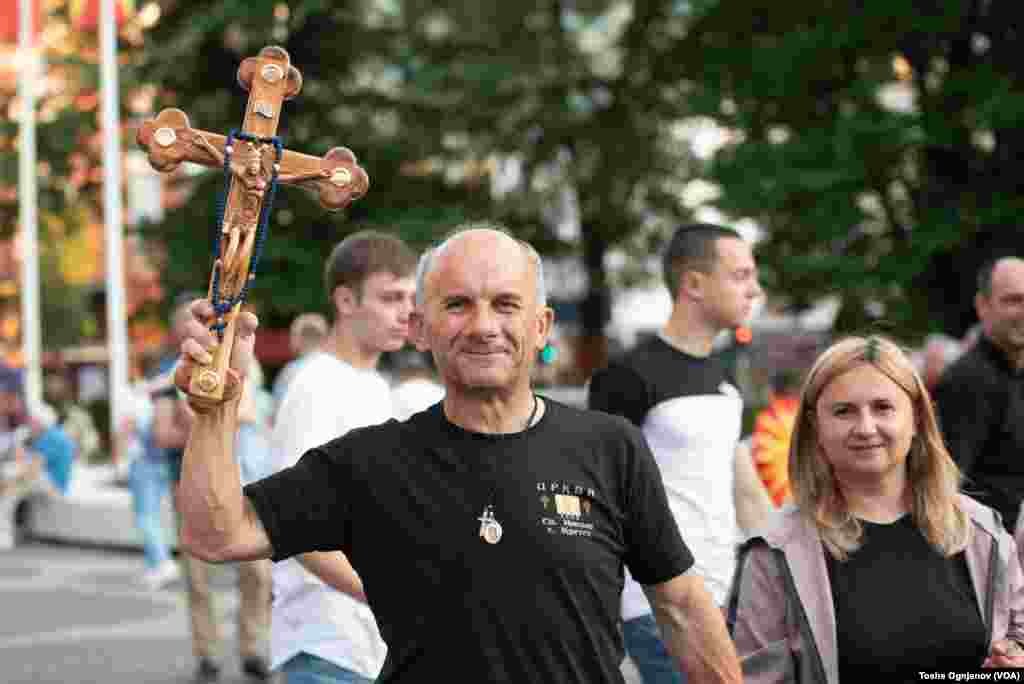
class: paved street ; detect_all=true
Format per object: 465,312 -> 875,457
0,541 -> 276,684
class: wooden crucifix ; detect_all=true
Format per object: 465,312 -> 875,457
137,46 -> 369,403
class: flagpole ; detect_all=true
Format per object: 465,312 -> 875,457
100,0 -> 128,445
18,0 -> 42,408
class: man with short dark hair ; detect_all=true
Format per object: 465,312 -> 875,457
173,225 -> 741,683
589,222 -> 770,684
935,256 -> 1024,533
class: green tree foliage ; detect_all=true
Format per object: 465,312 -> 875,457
137,0 -> 702,352
675,0 -> 1024,338
138,0 -> 490,328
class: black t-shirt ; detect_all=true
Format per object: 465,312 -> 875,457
934,335 -> 1024,531
825,515 -> 987,678
244,399 -> 694,683
588,335 -> 741,429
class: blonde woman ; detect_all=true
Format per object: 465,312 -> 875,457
728,335 -> 1024,681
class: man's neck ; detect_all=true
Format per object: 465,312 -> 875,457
323,325 -> 380,371
660,309 -> 721,358
443,387 -> 542,435
986,333 -> 1024,372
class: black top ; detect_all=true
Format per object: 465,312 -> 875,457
244,399 -> 694,683
934,335 -> 1024,531
587,335 -> 741,428
825,515 -> 987,678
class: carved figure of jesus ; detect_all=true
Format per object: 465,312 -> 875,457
189,134 -> 329,297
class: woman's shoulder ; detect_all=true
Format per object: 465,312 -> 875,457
958,493 -> 1007,538
744,505 -> 815,551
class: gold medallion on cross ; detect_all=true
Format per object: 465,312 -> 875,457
137,46 -> 368,403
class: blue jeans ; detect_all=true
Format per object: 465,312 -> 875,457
623,614 -> 684,684
128,457 -> 172,570
281,653 -> 373,684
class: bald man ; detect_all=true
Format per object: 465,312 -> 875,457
935,256 -> 1024,532
172,224 -> 741,684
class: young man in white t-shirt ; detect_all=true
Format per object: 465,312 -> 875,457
589,223 -> 773,684
270,231 -> 417,684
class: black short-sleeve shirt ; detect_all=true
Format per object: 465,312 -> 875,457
244,399 -> 693,683
826,515 -> 987,677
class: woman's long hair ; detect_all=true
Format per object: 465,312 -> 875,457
789,335 -> 970,560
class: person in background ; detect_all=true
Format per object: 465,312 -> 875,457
730,335 -> 1024,680
935,256 -> 1024,533
22,399 -> 77,496
116,371 -> 179,589
750,369 -> 802,508
43,372 -> 100,464
125,338 -> 184,592
154,297 -> 273,683
0,364 -> 27,549
271,312 -> 328,418
0,363 -> 24,440
588,222 -> 772,684
264,231 -> 416,684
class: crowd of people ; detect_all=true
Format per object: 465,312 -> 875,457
2,220 -> 1023,682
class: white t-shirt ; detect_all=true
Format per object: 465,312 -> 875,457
390,377 -> 445,422
268,352 -> 391,676
587,337 -> 743,621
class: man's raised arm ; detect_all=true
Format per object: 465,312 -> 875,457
174,299 -> 274,563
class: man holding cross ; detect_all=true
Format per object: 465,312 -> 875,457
173,225 -> 741,683
135,46 -> 393,682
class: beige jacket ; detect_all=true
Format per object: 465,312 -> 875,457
728,495 -> 1024,684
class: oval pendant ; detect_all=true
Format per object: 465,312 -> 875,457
481,519 -> 503,545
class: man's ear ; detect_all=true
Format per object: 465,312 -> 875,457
409,309 -> 429,352
535,306 -> 555,353
333,286 -> 357,317
680,270 -> 705,301
975,292 -> 989,321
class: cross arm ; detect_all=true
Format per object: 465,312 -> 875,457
137,108 -> 369,211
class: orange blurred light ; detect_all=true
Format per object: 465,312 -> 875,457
70,0 -> 135,32
0,315 -> 18,340
75,92 -> 99,111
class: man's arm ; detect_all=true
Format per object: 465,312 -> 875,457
643,573 -> 743,683
297,552 -> 367,603
933,367 -> 989,475
174,301 -> 273,563
734,439 -> 774,537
